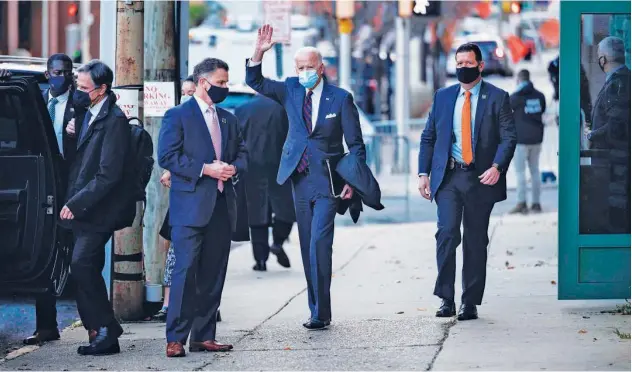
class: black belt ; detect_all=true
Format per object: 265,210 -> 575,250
448,157 -> 475,171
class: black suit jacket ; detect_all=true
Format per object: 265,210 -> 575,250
65,92 -> 135,232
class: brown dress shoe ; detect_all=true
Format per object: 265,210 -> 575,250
189,340 -> 233,352
166,342 -> 186,357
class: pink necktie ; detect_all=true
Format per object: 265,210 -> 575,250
205,107 -> 223,192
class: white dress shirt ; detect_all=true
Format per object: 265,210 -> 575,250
48,89 -> 70,155
88,96 -> 108,126
248,59 -> 322,131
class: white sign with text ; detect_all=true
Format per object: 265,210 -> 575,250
263,0 -> 292,45
144,82 -> 176,117
111,88 -> 139,118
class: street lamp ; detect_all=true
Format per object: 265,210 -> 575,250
336,0 -> 354,92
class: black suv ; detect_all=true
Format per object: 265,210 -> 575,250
0,61 -> 73,297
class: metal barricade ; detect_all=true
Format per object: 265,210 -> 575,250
364,134 -> 415,219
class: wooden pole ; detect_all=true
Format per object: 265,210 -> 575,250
143,0 -> 176,298
112,0 -> 145,321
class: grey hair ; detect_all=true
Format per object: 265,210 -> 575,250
598,36 -> 626,64
77,59 -> 113,92
294,47 -> 323,64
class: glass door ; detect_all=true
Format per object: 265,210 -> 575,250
559,0 -> 631,299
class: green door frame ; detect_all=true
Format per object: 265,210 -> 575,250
558,0 -> 631,300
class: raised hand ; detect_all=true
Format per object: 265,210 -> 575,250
252,24 -> 276,62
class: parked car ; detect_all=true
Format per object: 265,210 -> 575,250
0,71 -> 72,296
446,33 -> 514,77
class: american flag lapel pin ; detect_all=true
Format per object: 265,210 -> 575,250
221,118 -> 226,124
482,94 -> 487,99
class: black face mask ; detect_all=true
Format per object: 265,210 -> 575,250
206,82 -> 229,104
49,75 -> 72,96
456,65 -> 481,84
598,56 -> 607,72
73,89 -> 94,109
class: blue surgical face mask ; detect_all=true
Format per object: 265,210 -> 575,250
298,69 -> 320,89
180,94 -> 192,104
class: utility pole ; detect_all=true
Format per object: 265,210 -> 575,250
112,0 -> 145,321
80,0 -> 93,62
143,1 -> 177,303
396,0 -> 412,172
336,0 -> 354,93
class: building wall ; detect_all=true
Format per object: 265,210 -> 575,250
1,0 -> 101,59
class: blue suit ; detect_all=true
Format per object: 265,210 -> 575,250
158,97 -> 247,344
246,61 -> 365,322
418,81 -> 516,304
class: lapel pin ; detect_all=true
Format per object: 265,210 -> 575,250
221,118 -> 226,123
482,94 -> 487,99
326,97 -> 330,100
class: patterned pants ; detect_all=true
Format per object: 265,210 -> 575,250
163,243 -> 176,286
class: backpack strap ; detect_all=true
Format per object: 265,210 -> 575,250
127,116 -> 144,128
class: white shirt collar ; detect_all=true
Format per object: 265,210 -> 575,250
306,78 -> 325,96
89,96 -> 108,118
49,88 -> 70,103
193,94 -> 216,114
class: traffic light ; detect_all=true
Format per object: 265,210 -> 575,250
412,1 -> 441,17
67,2 -> 78,17
502,1 -> 522,14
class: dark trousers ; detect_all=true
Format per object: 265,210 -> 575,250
291,171 -> 338,322
70,230 -> 118,331
35,293 -> 57,330
434,169 -> 495,305
166,194 -> 231,344
251,219 -> 294,262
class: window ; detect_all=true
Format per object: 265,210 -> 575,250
579,14 -> 631,234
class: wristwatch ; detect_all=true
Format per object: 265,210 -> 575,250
492,163 -> 502,173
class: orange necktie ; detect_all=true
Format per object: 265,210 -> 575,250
461,90 -> 473,165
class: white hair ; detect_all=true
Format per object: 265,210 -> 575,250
598,36 -> 626,64
294,47 -> 323,64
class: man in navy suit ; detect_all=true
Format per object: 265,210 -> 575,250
158,58 -> 247,357
418,43 -> 516,321
246,24 -> 365,330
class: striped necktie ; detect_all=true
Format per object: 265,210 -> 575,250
296,90 -> 313,173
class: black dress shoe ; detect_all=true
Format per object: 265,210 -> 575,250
302,319 -> 330,330
270,244 -> 291,268
435,299 -> 456,318
77,326 -> 122,356
457,303 -> 478,321
23,328 -> 60,345
253,261 -> 267,271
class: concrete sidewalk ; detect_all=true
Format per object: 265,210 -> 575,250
0,213 -> 629,371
